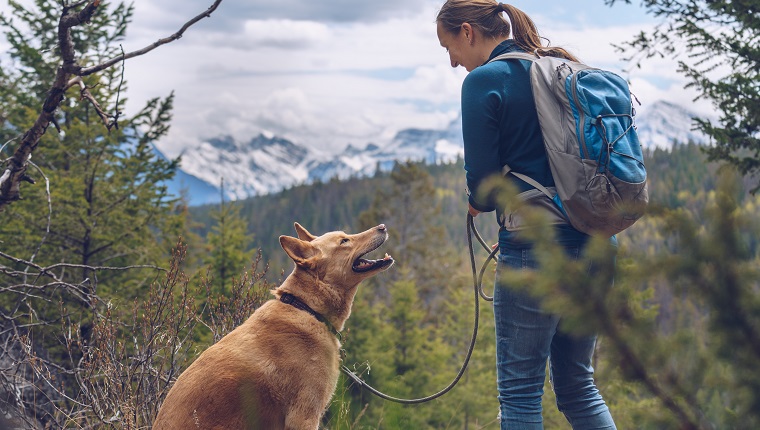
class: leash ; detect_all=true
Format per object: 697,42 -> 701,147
468,214 -> 499,302
339,213 -> 498,404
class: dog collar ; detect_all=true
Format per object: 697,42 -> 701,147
280,292 -> 342,340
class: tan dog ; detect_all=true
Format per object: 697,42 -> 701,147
153,223 -> 394,430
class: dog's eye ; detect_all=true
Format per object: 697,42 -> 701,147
340,238 -> 349,244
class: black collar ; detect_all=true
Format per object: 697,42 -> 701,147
280,292 -> 341,340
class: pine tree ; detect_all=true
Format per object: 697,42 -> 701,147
336,278 -> 454,429
205,181 -> 255,292
0,1 -> 185,299
0,1 -> 219,425
494,168 -> 760,429
0,0 -> 222,209
608,0 -> 760,192
358,161 -> 456,306
434,270 -> 501,429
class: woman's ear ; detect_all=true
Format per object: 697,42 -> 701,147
461,22 -> 474,45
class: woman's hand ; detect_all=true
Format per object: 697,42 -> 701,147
468,203 -> 481,217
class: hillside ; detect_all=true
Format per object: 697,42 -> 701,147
189,142 -> 733,276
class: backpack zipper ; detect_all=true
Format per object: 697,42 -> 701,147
555,63 -> 586,160
570,70 -> 591,160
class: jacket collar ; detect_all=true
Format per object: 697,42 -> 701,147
485,39 -> 524,64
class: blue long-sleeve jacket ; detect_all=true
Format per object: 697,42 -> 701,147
462,40 -> 554,214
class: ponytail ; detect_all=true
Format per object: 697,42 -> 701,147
499,3 -> 579,62
438,1 -> 579,62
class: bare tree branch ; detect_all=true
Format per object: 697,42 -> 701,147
0,0 -> 225,212
79,0 -> 224,76
24,162 -> 52,277
66,77 -> 116,130
0,251 -> 166,275
0,66 -> 68,208
59,0 -> 103,74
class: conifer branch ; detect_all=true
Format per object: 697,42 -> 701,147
0,0 -> 224,212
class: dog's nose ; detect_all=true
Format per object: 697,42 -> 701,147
377,224 -> 386,231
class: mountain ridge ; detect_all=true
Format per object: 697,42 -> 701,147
159,100 -> 708,205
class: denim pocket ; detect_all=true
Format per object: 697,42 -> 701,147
498,247 -> 532,271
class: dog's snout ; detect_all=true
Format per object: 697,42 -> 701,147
377,224 -> 386,232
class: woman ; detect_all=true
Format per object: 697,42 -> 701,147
436,1 -> 617,429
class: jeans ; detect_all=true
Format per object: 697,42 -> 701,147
494,226 -> 616,430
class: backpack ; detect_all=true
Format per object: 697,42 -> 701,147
488,52 -> 649,237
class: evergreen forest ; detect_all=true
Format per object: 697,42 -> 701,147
1,0 -> 759,429
188,145 -> 760,429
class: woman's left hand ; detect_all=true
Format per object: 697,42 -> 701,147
468,203 -> 481,217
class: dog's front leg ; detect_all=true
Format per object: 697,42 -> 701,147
284,403 -> 323,430
285,411 -> 322,430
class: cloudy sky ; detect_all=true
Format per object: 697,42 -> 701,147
1,0 -> 713,158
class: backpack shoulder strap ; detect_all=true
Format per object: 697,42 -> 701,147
490,54 -> 556,202
502,164 -> 555,200
487,52 -> 540,64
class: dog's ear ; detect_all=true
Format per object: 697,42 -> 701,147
280,235 -> 318,269
293,222 -> 317,242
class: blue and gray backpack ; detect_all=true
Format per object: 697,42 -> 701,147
489,52 -> 649,237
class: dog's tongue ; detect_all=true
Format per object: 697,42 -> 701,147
354,253 -> 392,271
355,260 -> 376,270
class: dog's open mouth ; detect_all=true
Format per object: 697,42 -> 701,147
352,253 -> 394,273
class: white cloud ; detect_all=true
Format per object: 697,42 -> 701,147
119,3 -> 458,156
145,0 -> 430,25
629,77 -> 715,119
132,2 -> 689,158
523,16 -> 714,119
255,87 -> 317,134
402,64 -> 466,105
188,19 -> 331,51
1,0 -> 719,160
240,20 -> 331,49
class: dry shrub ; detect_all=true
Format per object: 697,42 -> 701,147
0,242 -> 273,429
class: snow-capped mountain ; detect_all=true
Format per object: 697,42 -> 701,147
169,115 -> 465,203
636,100 -> 710,149
160,100 -> 708,205
304,117 -> 464,187
177,133 -> 311,199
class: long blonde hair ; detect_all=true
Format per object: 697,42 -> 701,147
436,0 -> 579,62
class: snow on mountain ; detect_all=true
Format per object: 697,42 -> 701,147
304,115 -> 465,184
153,144 -> 223,205
161,101 -> 708,205
177,134 -> 311,200
170,116 -> 464,203
636,100 -> 710,149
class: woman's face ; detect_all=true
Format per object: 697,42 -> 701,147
436,21 -> 479,72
